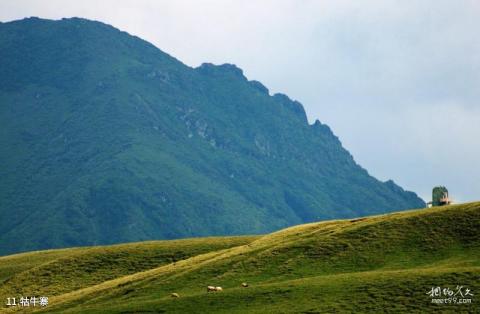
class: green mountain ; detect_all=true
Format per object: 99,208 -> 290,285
0,202 -> 478,313
0,17 -> 424,256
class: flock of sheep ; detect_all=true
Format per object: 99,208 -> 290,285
207,285 -> 224,292
171,282 -> 248,298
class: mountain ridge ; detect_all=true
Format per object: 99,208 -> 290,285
0,17 -> 424,255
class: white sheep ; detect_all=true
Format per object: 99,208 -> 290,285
207,285 -> 216,292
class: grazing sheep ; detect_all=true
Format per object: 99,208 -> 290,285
207,285 -> 223,292
171,293 -> 179,298
207,286 -> 216,292
241,282 -> 248,287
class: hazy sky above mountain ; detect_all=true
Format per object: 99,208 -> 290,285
1,0 -> 479,202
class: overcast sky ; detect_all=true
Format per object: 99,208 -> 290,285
1,0 -> 479,202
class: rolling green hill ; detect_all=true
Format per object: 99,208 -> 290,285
0,202 -> 478,313
0,17 -> 424,255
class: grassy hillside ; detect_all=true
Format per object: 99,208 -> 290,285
0,202 -> 478,313
0,236 -> 256,299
